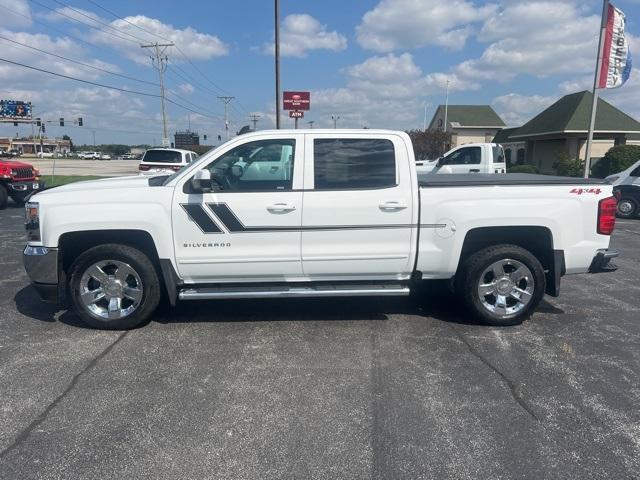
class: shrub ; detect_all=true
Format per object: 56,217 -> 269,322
590,145 -> 640,178
508,164 -> 539,174
553,151 -> 584,177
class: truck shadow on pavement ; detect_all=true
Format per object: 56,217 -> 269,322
14,281 -> 564,328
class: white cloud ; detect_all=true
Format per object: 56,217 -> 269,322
310,53 -> 479,129
0,29 -> 118,82
45,8 -> 229,65
177,83 -> 194,95
454,2 -> 599,82
261,14 -> 347,57
492,93 -> 559,126
356,0 -> 497,52
0,0 -> 32,28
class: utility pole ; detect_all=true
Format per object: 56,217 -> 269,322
141,42 -> 174,147
218,96 -> 235,140
274,0 -> 281,129
249,113 -> 261,130
307,120 -> 314,129
423,102 -> 428,131
331,114 -> 340,129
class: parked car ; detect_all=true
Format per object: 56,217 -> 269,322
24,129 -> 618,330
0,158 -> 42,209
138,148 -> 198,175
100,154 -> 112,160
613,184 -> 640,218
1,149 -> 22,158
36,151 -> 55,158
122,154 -> 134,160
605,159 -> 640,186
416,143 -> 506,174
78,151 -> 101,160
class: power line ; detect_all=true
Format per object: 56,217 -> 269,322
28,0 -> 142,46
0,57 -> 222,121
51,0 -> 151,44
0,57 -> 160,97
0,33 -> 158,86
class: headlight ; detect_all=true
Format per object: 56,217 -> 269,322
10,169 -> 16,176
25,202 -> 40,242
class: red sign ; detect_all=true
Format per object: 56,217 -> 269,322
283,91 -> 310,111
289,110 -> 304,118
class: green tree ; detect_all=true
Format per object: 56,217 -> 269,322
406,130 -> 452,160
553,151 -> 584,177
591,144 -> 640,178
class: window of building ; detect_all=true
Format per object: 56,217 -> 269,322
206,139 -> 295,191
517,148 -> 526,165
505,148 -> 512,164
313,138 -> 396,190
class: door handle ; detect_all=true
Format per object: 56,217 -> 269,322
469,169 -> 480,173
379,201 -> 408,211
267,203 -> 296,213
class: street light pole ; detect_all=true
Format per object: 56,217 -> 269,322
274,0 -> 281,129
141,42 -> 174,147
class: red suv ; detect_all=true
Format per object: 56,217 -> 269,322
0,158 -> 42,209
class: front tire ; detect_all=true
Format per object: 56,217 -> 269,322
458,244 -> 545,326
69,244 -> 161,329
0,184 -> 7,210
616,197 -> 637,218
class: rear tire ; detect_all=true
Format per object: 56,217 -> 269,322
616,197 -> 638,218
0,184 -> 7,210
458,244 -> 545,326
69,244 -> 161,330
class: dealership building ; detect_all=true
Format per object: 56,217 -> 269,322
493,91 -> 640,173
0,137 -> 71,155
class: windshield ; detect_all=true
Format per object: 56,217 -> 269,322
143,150 -> 182,163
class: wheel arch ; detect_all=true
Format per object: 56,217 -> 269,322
457,226 -> 564,297
59,229 -> 178,304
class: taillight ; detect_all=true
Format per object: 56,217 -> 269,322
597,196 -> 617,235
139,164 -> 150,171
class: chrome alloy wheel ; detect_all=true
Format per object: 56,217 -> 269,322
477,259 -> 534,318
617,200 -> 634,215
79,260 -> 143,320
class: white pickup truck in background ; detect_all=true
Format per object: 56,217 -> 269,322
416,143 -> 506,174
23,130 -> 618,330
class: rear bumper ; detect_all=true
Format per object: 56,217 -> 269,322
589,249 -> 619,273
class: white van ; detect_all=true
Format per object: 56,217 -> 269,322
138,148 -> 198,175
416,143 -> 506,174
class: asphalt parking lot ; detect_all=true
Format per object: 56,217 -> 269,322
27,158 -> 139,177
0,205 -> 639,479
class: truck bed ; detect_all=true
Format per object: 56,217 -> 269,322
418,173 -> 606,187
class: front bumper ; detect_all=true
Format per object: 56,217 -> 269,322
23,246 -> 60,303
9,181 -> 43,196
589,249 -> 619,273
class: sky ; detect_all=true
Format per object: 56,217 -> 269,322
0,0 -> 638,146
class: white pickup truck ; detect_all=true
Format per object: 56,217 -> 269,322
416,143 -> 506,174
23,130 -> 619,330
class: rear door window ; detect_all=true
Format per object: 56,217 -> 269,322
313,138 -> 396,189
143,150 -> 182,163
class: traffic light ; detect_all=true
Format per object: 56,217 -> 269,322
36,118 -> 41,127
78,117 -> 83,126
59,118 -> 64,126
203,134 -> 207,141
13,122 -> 18,127
218,135 -> 222,141
42,124 -> 46,133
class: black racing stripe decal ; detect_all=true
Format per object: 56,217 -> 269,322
199,202 -> 443,233
181,204 -> 223,233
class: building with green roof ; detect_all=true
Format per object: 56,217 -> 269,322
428,105 -> 506,149
493,91 -> 640,173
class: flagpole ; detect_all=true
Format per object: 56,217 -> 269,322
584,0 -> 610,178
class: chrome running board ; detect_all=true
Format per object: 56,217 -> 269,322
178,283 -> 410,301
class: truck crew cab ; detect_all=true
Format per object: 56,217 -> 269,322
23,130 -> 618,329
